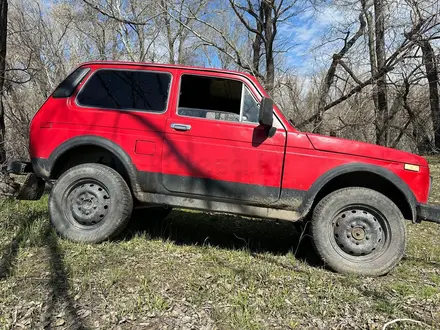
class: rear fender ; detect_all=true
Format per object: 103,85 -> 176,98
32,135 -> 140,193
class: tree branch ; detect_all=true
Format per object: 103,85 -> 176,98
338,59 -> 363,85
82,0 -> 163,26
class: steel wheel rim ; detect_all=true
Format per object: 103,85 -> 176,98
329,204 -> 391,262
63,179 -> 111,228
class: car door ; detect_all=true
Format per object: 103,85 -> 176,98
161,71 -> 286,204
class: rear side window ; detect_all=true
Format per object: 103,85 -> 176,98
52,67 -> 90,98
76,69 -> 171,112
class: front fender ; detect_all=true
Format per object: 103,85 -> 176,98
298,163 -> 417,221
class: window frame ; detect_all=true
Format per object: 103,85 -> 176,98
239,85 -> 284,129
75,68 -> 173,114
176,73 -> 258,125
176,72 -> 285,130
240,84 -> 261,124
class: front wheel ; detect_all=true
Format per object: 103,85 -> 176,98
49,163 -> 133,243
311,187 -> 406,276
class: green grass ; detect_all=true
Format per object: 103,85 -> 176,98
1,162 -> 440,329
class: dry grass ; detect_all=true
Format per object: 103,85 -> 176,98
1,160 -> 440,329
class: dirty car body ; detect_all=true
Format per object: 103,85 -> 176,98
8,61 -> 440,276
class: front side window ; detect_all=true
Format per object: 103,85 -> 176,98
242,87 -> 259,123
178,75 -> 259,123
77,69 -> 171,112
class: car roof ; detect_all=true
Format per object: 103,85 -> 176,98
80,61 -> 256,80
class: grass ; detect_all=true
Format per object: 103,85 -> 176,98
0,162 -> 440,329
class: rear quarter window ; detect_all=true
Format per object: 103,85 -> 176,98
52,67 -> 90,98
76,69 -> 171,112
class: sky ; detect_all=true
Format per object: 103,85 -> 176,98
281,3 -> 350,75
194,1 -> 349,77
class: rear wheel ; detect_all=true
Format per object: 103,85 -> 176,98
311,187 -> 406,276
49,163 -> 133,243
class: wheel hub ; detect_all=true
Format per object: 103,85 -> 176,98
67,182 -> 110,226
333,209 -> 384,256
351,227 -> 365,240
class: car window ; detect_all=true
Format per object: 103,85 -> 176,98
242,87 -> 259,123
178,75 -> 258,123
76,69 -> 171,112
52,67 -> 90,98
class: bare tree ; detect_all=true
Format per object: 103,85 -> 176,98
373,0 -> 389,145
0,0 -> 438,164
160,0 -> 307,94
407,0 -> 440,149
0,0 -> 17,195
311,12 -> 366,131
300,0 -> 440,148
0,0 -> 6,171
159,0 -> 204,64
420,40 -> 440,149
227,0 -> 299,93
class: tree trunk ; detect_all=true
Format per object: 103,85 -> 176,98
227,0 -> 280,95
0,0 -> 7,170
373,0 -> 389,146
252,6 -> 263,73
0,0 -> 15,196
361,0 -> 379,112
314,13 -> 366,130
420,40 -> 440,150
161,0 -> 175,64
262,0 -> 275,95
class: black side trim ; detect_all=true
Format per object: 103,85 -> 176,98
135,190 -> 302,222
139,171 -> 306,209
417,204 -> 440,224
161,173 -> 280,202
137,171 -> 162,194
297,163 -> 417,220
277,189 -> 308,210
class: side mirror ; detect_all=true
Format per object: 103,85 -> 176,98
259,97 -> 274,127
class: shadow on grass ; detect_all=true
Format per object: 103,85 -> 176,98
124,209 -> 323,268
42,226 -> 88,330
0,202 -> 87,329
0,209 -> 46,279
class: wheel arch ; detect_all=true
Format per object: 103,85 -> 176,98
32,136 -> 140,192
299,163 -> 417,221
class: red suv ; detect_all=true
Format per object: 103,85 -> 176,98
8,61 -> 440,275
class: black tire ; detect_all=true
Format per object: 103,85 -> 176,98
311,187 -> 406,276
49,163 -> 133,243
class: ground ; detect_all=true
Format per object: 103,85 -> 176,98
0,160 -> 440,330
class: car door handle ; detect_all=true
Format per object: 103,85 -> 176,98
171,123 -> 191,131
